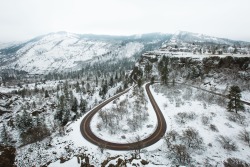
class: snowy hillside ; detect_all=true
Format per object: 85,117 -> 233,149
1,31 -> 249,75
0,42 -> 21,49
0,32 -> 170,74
163,31 -> 250,46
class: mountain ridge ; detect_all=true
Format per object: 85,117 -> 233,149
0,31 -> 249,75
0,32 -> 171,74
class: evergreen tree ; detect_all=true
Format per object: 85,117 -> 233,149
75,81 -> 80,93
95,76 -> 98,87
101,80 -> 108,98
15,114 -> 21,128
17,109 -> 33,131
158,56 -> 169,85
1,124 -> 10,144
55,109 -> 63,124
115,72 -> 118,80
233,46 -> 238,54
79,97 -> 87,114
59,95 -> 65,111
109,77 -> 114,87
35,114 -> 45,127
21,88 -> 26,98
34,84 -> 39,93
71,97 -> 78,113
161,66 -> 169,85
150,76 -> 155,84
81,81 -> 85,87
172,79 -> 175,87
45,90 -> 49,98
32,101 -> 36,108
22,109 -> 33,129
57,85 -> 60,92
124,81 -> 128,90
137,78 -> 142,88
86,83 -> 91,93
69,90 -> 74,104
144,62 -> 152,79
64,81 -> 69,99
227,86 -> 244,113
62,109 -> 71,126
117,86 -> 123,93
82,86 -> 86,95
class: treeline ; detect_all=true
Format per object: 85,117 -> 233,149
44,58 -> 134,81
132,55 -> 250,87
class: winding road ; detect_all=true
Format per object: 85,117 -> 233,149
80,82 -> 167,150
80,81 -> 250,151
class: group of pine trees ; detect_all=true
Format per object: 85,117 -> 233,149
54,81 -> 88,126
137,55 -> 246,115
0,64 -> 130,145
0,108 -> 51,146
158,56 -> 170,85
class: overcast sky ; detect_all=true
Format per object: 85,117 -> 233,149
0,0 -> 250,42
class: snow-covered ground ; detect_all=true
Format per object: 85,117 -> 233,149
0,32 -> 146,74
151,83 -> 250,165
145,51 -> 250,60
1,72 -> 250,166
90,84 -> 157,143
43,82 -> 250,166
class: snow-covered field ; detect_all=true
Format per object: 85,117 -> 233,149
151,83 -> 250,165
48,83 -> 250,166
90,84 -> 157,143
145,51 -> 250,60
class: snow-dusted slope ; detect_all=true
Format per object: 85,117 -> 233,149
163,30 -> 250,46
1,31 -> 248,74
0,32 -> 169,74
0,41 -> 21,49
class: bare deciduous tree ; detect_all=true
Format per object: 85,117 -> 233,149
224,157 -> 250,167
227,113 -> 246,125
182,127 -> 203,149
238,129 -> 250,147
217,135 -> 238,151
164,130 -> 179,148
129,135 -> 144,159
175,112 -> 188,124
170,144 -> 190,164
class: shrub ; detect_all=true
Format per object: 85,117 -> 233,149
164,130 -> 179,148
170,144 -> 190,164
223,157 -> 250,167
187,112 -> 197,120
217,135 -> 238,151
175,112 -> 188,124
201,115 -> 210,125
227,113 -> 246,125
175,112 -> 197,124
182,127 -> 203,149
210,124 -> 219,132
238,129 -> 250,147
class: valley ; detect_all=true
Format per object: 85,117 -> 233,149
0,31 -> 250,167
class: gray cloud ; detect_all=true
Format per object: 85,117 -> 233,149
0,0 -> 250,42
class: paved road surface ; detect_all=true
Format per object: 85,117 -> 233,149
80,82 -> 167,150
